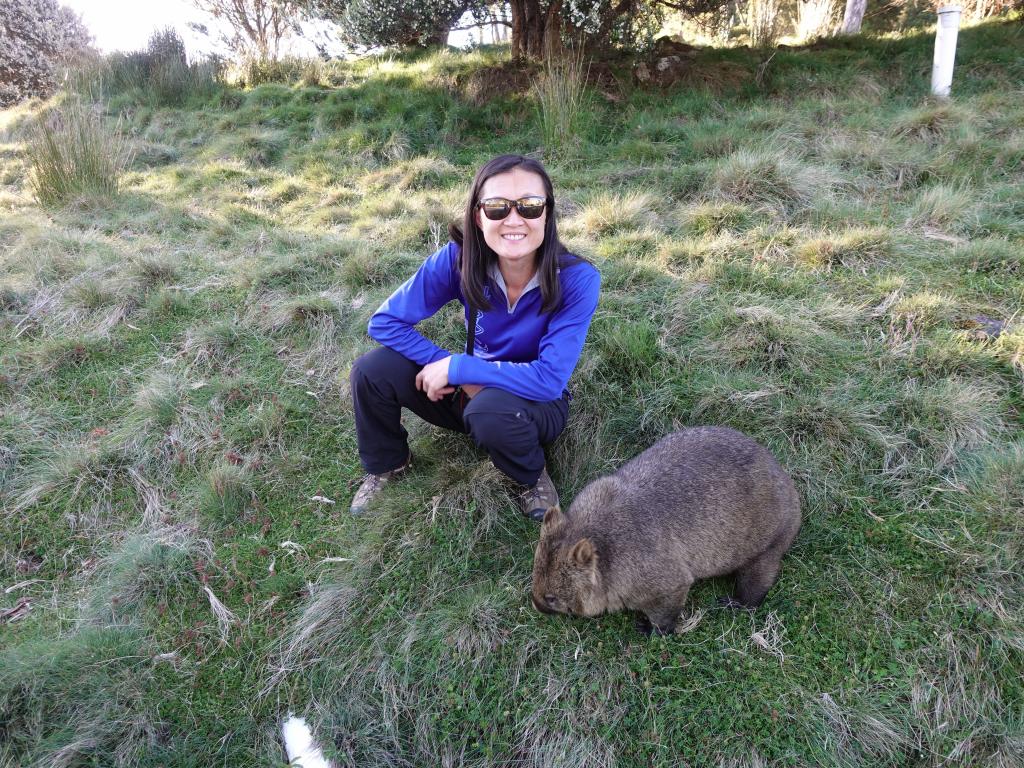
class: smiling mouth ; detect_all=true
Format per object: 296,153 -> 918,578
502,233 -> 526,240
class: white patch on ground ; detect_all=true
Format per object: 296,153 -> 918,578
282,714 -> 333,768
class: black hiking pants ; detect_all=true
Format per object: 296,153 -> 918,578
350,346 -> 569,486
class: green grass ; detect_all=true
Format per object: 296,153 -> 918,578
1,17 -> 1023,768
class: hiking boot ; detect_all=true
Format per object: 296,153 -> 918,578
349,454 -> 411,516
520,467 -> 559,522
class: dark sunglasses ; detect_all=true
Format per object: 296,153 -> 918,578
477,195 -> 548,221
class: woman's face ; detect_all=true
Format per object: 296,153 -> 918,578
475,167 -> 547,269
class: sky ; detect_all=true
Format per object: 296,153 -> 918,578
60,0 -> 335,58
59,0 -> 502,59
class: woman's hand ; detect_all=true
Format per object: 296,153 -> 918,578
416,357 -> 455,401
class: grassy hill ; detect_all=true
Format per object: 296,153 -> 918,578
1,18 -> 1022,767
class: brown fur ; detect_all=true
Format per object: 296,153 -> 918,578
531,426 -> 801,635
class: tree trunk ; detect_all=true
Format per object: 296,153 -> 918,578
509,0 -> 559,59
839,0 -> 866,34
543,0 -> 563,59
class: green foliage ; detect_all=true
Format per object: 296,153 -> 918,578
201,461 -> 252,519
533,48 -> 592,157
305,0 -> 472,47
0,0 -> 93,107
101,28 -> 222,107
0,626 -> 158,766
25,98 -> 133,206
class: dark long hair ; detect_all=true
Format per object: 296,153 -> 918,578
448,154 -> 579,315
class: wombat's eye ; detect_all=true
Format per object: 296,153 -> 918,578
545,594 -> 558,606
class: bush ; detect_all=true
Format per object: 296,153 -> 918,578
533,48 -> 590,157
102,27 -> 222,106
26,98 -> 134,206
230,55 -> 327,87
329,0 -> 469,47
0,0 -> 93,106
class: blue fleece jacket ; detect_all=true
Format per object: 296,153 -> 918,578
367,241 -> 600,402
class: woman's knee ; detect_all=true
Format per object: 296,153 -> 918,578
464,397 -> 534,450
351,346 -> 417,388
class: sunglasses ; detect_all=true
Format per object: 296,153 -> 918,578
477,195 -> 548,221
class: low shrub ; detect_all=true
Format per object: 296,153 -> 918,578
533,48 -> 591,156
25,98 -> 133,206
102,28 -> 222,106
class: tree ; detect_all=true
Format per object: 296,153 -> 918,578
301,0 -> 473,48
304,0 -> 725,58
838,0 -> 865,33
191,0 -> 304,59
503,0 -> 737,58
0,0 -> 92,107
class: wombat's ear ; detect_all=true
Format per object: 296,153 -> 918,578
541,506 -> 564,529
568,538 -> 596,569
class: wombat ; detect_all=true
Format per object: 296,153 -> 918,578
531,426 -> 801,635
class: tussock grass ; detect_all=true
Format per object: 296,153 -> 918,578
706,147 -> 840,211
255,292 -> 343,333
131,370 -> 184,430
533,48 -> 591,156
143,285 -> 191,318
129,254 -> 179,288
248,239 -> 354,291
236,129 -> 289,168
26,99 -> 134,206
83,527 -> 203,624
17,335 -> 107,378
657,231 -> 746,273
200,461 -> 252,520
572,191 -> 661,237
591,229 -> 663,265
0,626 -> 158,768
712,301 -> 849,375
10,437 -> 125,514
887,290 -> 959,339
676,200 -> 758,236
794,227 -> 893,268
889,378 -> 1005,475
891,100 -> 968,144
182,319 -> 242,366
907,184 -> 976,230
339,247 -> 418,289
67,275 -> 119,309
820,132 -> 932,192
361,156 -> 460,191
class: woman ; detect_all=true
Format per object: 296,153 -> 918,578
349,154 -> 601,521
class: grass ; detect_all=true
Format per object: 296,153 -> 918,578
1,16 -> 1023,768
25,98 -> 134,206
533,47 -> 592,157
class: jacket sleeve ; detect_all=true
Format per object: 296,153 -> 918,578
366,242 -> 461,366
447,263 -> 600,401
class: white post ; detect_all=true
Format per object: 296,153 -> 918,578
931,6 -> 962,98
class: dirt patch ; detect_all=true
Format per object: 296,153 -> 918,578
632,36 -> 753,91
446,61 -> 538,106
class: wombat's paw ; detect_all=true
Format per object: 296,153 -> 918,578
716,596 -> 753,610
634,616 -> 654,636
635,616 -> 675,637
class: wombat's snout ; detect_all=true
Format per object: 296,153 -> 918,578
531,593 -> 557,615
